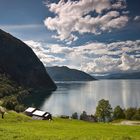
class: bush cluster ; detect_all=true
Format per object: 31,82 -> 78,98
2,96 -> 25,112
0,74 -> 29,112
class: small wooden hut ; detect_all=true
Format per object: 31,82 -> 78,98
24,107 -> 52,120
24,107 -> 36,116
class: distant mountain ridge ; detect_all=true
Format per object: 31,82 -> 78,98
106,72 -> 140,79
93,72 -> 140,79
46,66 -> 96,81
0,29 -> 56,91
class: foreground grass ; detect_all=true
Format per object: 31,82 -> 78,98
0,111 -> 140,140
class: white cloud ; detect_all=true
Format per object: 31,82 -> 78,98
24,40 -> 65,66
0,24 -> 43,30
112,0 -> 126,9
134,16 -> 140,21
119,53 -> 140,71
82,53 -> 140,74
79,41 -> 140,73
44,0 -> 128,42
25,40 -> 140,74
122,11 -> 130,15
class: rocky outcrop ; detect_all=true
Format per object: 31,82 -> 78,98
0,29 -> 56,91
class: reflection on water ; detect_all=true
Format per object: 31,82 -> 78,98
23,91 -> 52,107
40,80 -> 140,116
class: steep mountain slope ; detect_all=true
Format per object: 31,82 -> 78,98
46,66 -> 96,81
0,29 -> 56,91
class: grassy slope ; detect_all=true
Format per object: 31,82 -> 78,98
0,112 -> 140,140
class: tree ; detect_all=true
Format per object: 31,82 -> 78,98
132,108 -> 140,120
125,108 -> 137,120
2,96 -> 18,110
113,106 -> 125,120
95,99 -> 112,122
72,112 -> 78,119
80,111 -> 88,120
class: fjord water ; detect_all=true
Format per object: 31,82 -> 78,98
40,80 -> 140,116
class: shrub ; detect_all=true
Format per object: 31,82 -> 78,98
14,105 -> 25,113
80,111 -> 88,120
2,96 -> 18,110
132,108 -> 140,120
113,106 -> 125,120
72,112 -> 78,119
125,108 -> 137,120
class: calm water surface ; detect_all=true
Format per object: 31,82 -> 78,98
39,80 -> 140,116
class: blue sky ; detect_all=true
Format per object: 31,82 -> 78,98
0,0 -> 140,74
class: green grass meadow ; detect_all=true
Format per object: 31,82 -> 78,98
0,111 -> 140,140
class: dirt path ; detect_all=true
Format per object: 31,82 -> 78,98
115,120 -> 140,126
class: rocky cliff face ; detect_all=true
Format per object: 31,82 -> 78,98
0,29 -> 56,91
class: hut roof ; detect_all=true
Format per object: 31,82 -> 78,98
25,107 -> 36,113
45,113 -> 50,117
32,110 -> 46,117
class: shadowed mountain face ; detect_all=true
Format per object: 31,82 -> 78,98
46,66 -> 96,81
0,29 -> 56,91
